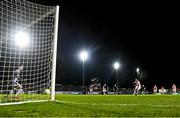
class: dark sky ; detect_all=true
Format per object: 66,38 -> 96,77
30,0 -> 179,89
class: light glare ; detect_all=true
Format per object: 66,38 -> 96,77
136,68 -> 140,73
113,62 -> 120,70
15,31 -> 29,48
80,51 -> 88,61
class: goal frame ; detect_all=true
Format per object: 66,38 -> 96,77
0,3 -> 59,105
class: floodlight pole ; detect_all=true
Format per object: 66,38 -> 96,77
116,70 -> 118,93
82,60 -> 85,92
51,6 -> 59,101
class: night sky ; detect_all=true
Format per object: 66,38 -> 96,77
30,0 -> 179,90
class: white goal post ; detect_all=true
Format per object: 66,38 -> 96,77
0,0 -> 59,105
51,5 -> 59,101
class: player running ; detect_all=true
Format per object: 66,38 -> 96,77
133,79 -> 141,96
12,64 -> 24,96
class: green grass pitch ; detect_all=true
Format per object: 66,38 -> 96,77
0,94 -> 180,117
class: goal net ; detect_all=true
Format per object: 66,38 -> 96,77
0,0 -> 59,105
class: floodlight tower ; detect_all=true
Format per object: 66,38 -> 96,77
79,50 -> 89,92
113,62 -> 120,93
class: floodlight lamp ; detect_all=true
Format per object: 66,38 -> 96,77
15,31 -> 29,48
136,68 -> 140,73
113,62 -> 120,70
79,51 -> 88,61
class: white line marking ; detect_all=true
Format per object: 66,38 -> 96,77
0,100 -> 48,106
56,100 -> 180,108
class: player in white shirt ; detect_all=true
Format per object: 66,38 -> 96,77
12,64 -> 24,96
172,84 -> 177,94
102,84 -> 108,94
133,79 -> 141,96
153,85 -> 158,94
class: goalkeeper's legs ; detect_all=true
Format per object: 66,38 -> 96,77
15,82 -> 23,96
17,89 -> 23,95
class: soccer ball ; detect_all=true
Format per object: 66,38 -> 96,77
44,89 -> 50,94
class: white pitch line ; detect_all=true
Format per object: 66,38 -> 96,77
0,100 -> 48,106
56,100 -> 180,108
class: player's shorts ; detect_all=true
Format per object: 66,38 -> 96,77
103,89 -> 106,92
172,89 -> 176,93
135,86 -> 141,90
153,90 -> 157,93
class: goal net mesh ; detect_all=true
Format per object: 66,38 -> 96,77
0,0 -> 56,104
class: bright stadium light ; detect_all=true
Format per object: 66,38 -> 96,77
15,31 -> 29,48
136,68 -> 140,73
80,51 -> 88,61
113,62 -> 120,70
